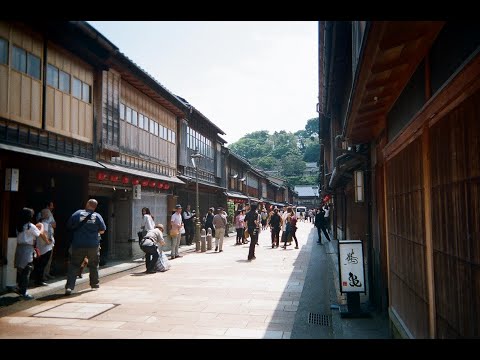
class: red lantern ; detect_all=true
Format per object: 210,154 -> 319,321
96,172 -> 108,181
141,179 -> 149,187
163,183 -> 170,190
157,182 -> 164,189
132,179 -> 140,185
149,180 -> 156,188
122,176 -> 130,184
110,174 -> 120,182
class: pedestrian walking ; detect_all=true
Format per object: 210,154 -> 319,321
268,207 -> 281,248
182,205 -> 194,245
64,199 -> 106,295
170,204 -> 183,259
245,203 -> 261,261
31,208 -> 54,286
315,207 -> 331,244
212,207 -> 227,252
36,200 -> 56,279
14,207 -> 48,300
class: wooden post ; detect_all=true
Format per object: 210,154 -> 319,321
382,162 -> 391,309
422,126 -> 436,339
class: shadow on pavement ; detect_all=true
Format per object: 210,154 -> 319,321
0,296 -> 21,307
36,294 -> 67,301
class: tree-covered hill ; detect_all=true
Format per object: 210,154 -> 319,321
228,117 -> 320,185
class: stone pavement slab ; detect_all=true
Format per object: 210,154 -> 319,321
0,221 -> 392,339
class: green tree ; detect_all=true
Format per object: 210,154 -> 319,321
303,142 -> 320,162
305,117 -> 319,137
270,131 -> 300,158
251,156 -> 277,170
230,138 -> 269,159
281,154 -> 306,177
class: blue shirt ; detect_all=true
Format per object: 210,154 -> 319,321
67,210 -> 106,248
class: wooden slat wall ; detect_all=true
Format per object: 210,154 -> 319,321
102,70 -> 121,148
430,89 -> 480,338
0,22 -> 42,128
386,138 -> 430,338
45,45 -> 94,143
120,81 -> 176,168
374,136 -> 389,310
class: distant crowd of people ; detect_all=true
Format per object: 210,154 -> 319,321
13,198 -> 332,300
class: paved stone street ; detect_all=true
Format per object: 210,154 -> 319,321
0,220 -> 391,339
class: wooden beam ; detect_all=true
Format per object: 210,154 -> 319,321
383,159 -> 392,310
422,126 -> 436,339
347,22 -> 444,143
366,76 -> 397,90
384,51 -> 480,161
379,21 -> 442,50
357,107 -> 387,119
355,115 -> 384,127
372,59 -> 410,74
425,54 -> 431,100
346,21 -> 388,139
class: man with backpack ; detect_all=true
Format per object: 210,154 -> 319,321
64,199 -> 106,295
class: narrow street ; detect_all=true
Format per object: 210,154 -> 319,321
0,220 -> 390,339
0,221 -> 320,339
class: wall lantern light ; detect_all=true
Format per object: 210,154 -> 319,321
132,179 -> 140,186
157,182 -> 164,189
149,180 -> 156,188
354,170 -> 364,203
122,176 -> 130,184
141,179 -> 149,187
96,172 -> 108,181
110,174 -> 120,182
164,183 -> 170,190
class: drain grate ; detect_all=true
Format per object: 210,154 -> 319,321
308,312 -> 331,326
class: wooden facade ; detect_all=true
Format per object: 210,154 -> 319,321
320,20 -> 480,338
119,79 -> 177,166
0,22 -> 43,128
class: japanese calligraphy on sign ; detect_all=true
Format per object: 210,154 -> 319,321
339,240 -> 365,293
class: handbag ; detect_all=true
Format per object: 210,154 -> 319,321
244,229 -> 250,239
170,228 -> 179,237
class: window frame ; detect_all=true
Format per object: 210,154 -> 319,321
0,37 -> 8,65
72,77 -> 82,99
26,53 -> 41,80
59,69 -> 70,93
11,45 -> 26,73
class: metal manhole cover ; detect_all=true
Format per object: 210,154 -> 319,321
32,302 -> 119,320
308,312 -> 331,326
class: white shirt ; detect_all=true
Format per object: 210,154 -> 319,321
142,214 -> 155,231
36,221 -> 54,255
171,212 -> 183,230
182,210 -> 193,221
281,212 -> 289,231
323,207 -> 330,218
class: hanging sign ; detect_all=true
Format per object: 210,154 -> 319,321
5,168 -> 19,191
133,184 -> 142,199
338,240 -> 366,293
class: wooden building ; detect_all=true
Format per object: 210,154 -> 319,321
175,98 -> 227,226
320,21 -> 480,338
0,21 -> 187,289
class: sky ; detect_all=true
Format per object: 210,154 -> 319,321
88,21 -> 318,145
